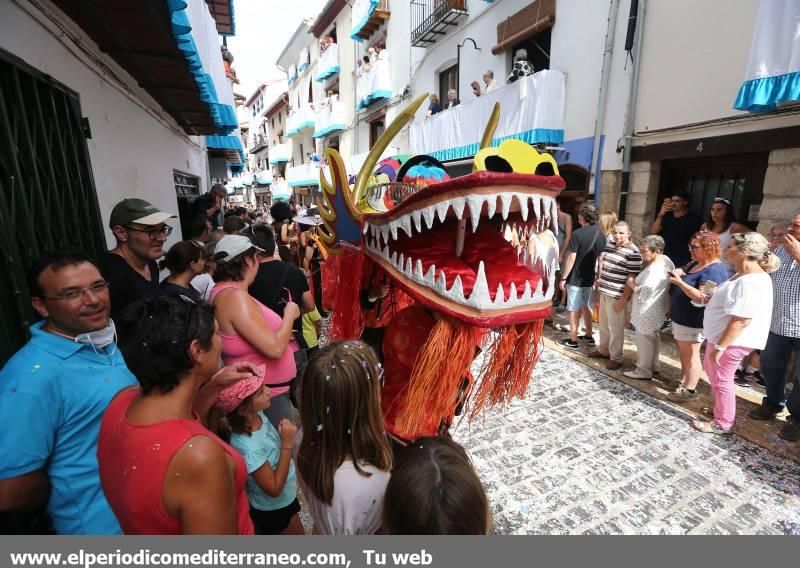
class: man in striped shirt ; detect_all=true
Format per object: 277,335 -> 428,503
747,208 -> 800,442
589,221 -> 642,370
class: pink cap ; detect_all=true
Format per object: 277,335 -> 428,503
215,364 -> 266,413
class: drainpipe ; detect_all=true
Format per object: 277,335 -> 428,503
588,0 -> 621,204
618,0 -> 646,220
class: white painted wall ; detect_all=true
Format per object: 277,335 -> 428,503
1,0 -> 212,248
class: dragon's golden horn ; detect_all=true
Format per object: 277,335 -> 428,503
480,102 -> 500,150
353,93 -> 429,205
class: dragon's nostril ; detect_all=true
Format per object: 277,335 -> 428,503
534,162 -> 555,176
484,155 -> 514,173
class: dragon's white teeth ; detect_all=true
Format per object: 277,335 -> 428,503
422,206 -> 435,229
398,253 -> 405,270
435,201 -> 449,223
381,244 -> 389,259
521,280 -> 533,301
414,259 -> 424,278
466,197 -> 482,232
390,251 -> 398,266
399,215 -> 412,237
449,275 -> 464,300
531,195 -> 542,224
517,194 -> 529,222
469,261 -> 490,305
411,210 -> 423,234
486,196 -> 497,219
550,199 -> 559,233
390,223 -> 399,241
451,197 -> 466,221
363,221 -> 370,235
509,282 -> 518,301
404,257 -> 413,274
494,283 -> 505,306
500,194 -> 512,220
435,270 -> 447,293
380,225 -> 390,244
424,264 -> 436,283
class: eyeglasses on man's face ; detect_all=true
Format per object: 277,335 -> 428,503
126,225 -> 173,240
688,244 -> 702,250
44,281 -> 109,302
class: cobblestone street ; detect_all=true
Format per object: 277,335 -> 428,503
453,348 -> 800,535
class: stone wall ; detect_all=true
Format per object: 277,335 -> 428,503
623,161 -> 661,241
757,148 -> 800,235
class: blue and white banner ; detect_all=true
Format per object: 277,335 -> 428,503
410,70 -> 565,162
734,0 -> 800,113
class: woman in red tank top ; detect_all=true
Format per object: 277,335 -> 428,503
97,295 -> 257,535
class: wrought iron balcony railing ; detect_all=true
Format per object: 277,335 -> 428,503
411,0 -> 468,48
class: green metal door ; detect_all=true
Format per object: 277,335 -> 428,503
0,48 -> 106,367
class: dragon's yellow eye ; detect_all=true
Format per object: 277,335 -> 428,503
472,139 -> 559,176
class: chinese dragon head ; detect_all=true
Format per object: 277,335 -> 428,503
316,94 -> 564,438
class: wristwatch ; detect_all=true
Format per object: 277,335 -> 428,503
714,344 -> 727,352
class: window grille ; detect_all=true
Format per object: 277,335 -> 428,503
0,48 -> 106,366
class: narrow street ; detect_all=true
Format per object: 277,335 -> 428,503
454,348 -> 800,535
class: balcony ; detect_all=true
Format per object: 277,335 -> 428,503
351,0 -> 391,41
271,180 -> 292,201
254,169 -> 273,185
269,143 -> 290,165
409,70 -> 566,161
287,163 -> 321,187
357,50 -> 392,109
249,135 -> 268,154
286,105 -> 315,136
410,0 -> 468,48
314,96 -> 346,138
316,43 -> 340,82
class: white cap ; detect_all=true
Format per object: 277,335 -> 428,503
214,235 -> 264,263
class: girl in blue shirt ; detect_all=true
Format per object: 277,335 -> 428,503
216,373 -> 303,535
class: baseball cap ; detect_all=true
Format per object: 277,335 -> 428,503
109,198 -> 177,228
214,234 -> 264,263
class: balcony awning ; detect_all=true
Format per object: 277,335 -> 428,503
316,43 -> 340,82
255,170 -> 273,185
206,134 -> 244,166
51,0 -> 238,135
410,70 -> 565,162
272,181 -> 293,201
733,0 -> 800,113
270,144 -> 291,165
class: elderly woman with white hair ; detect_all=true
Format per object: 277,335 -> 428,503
693,232 -> 780,435
623,235 -> 675,380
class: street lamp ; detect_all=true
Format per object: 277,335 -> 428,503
456,38 -> 481,102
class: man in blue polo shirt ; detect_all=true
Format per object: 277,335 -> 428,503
0,248 -> 137,534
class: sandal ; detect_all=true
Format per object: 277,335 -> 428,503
691,419 -> 733,435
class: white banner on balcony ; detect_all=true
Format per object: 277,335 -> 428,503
314,96 -> 346,138
270,143 -> 290,164
410,70 -> 565,162
272,180 -> 292,201
288,163 -> 322,187
316,43 -> 340,82
357,50 -> 392,109
351,0 -> 379,39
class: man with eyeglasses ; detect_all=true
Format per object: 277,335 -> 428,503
99,198 -> 177,322
0,248 -> 137,533
650,189 -> 702,267
748,208 -> 800,442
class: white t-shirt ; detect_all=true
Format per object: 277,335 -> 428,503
190,273 -> 215,301
702,272 -> 774,349
299,460 -> 390,535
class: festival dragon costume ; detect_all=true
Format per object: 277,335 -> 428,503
317,95 -> 564,442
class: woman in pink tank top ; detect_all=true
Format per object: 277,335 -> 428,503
210,235 -> 301,428
97,295 -> 258,534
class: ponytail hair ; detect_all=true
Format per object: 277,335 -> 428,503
159,240 -> 207,273
731,232 -> 781,274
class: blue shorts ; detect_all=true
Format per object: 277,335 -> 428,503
567,285 -> 594,312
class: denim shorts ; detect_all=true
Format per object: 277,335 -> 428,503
566,285 -> 594,312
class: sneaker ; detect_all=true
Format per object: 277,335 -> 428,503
623,370 -> 653,380
747,404 -> 781,421
578,335 -> 595,345
692,419 -> 733,436
588,351 -> 609,359
778,418 -> 800,442
558,338 -> 579,350
659,319 -> 673,332
667,388 -> 697,402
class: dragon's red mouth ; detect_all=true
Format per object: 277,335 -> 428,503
362,172 -> 563,326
